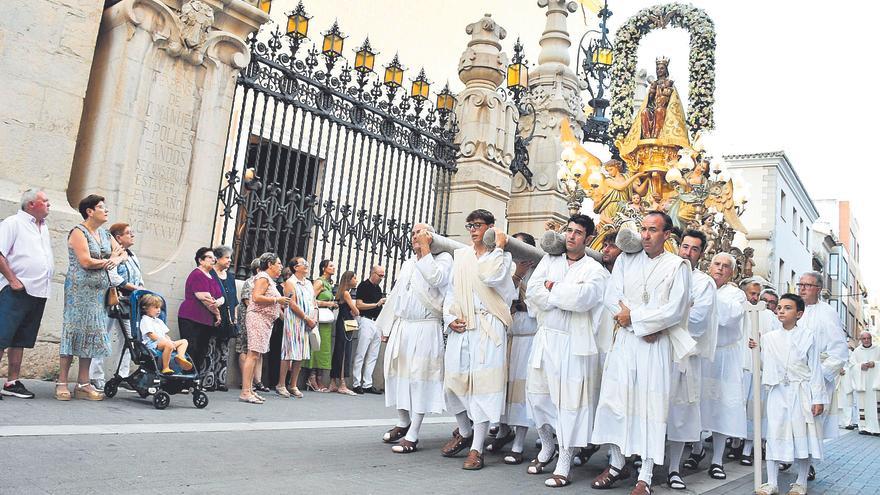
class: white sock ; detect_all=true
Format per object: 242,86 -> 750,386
536,424 -> 556,462
512,426 -> 528,453
552,447 -> 573,478
397,409 -> 411,428
609,444 -> 625,470
667,441 -> 686,473
472,421 -> 489,453
638,457 -> 655,484
766,460 -> 779,487
796,459 -> 810,486
404,412 -> 425,442
743,439 -> 754,456
711,432 -> 728,465
455,411 -> 473,438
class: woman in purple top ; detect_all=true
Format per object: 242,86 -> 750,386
177,247 -> 223,375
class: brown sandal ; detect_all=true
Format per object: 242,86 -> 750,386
630,480 -> 651,495
391,439 -> 418,453
591,465 -> 629,489
462,449 -> 483,470
441,429 -> 473,457
383,425 -> 410,443
545,474 -> 570,488
527,449 -> 558,475
504,451 -> 524,465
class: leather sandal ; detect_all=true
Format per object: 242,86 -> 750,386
545,474 -> 570,487
504,451 -> 524,465
54,383 -> 71,401
74,383 -> 104,401
392,439 -> 419,454
573,444 -> 600,466
630,480 -> 651,495
683,450 -> 705,470
527,449 -> 558,475
383,425 -> 410,443
441,429 -> 473,457
462,449 -> 483,470
807,465 -> 815,481
591,465 -> 629,489
708,463 -> 726,479
485,430 -> 515,453
667,471 -> 686,490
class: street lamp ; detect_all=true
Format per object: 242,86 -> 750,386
411,69 -> 431,101
436,84 -> 456,113
321,21 -> 346,60
286,2 -> 310,40
577,0 -> 614,150
383,54 -> 405,89
353,38 -> 376,74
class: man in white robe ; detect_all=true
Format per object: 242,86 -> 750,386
850,331 -> 880,435
379,223 -> 452,453
440,209 -> 516,470
739,279 -> 781,464
752,293 -> 826,495
665,229 -> 717,490
698,252 -> 747,481
487,232 -> 538,461
797,270 -> 848,482
590,212 -> 692,495
525,215 -> 609,487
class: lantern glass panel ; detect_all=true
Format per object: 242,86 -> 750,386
259,0 -> 271,14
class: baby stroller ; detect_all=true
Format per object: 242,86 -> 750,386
103,289 -> 209,410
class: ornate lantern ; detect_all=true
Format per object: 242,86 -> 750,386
411,69 -> 430,101
384,55 -> 405,88
321,22 -> 346,60
437,84 -> 456,113
285,2 -> 310,39
507,38 -> 529,92
353,38 -> 376,74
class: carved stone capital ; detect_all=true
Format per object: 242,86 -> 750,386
459,14 -> 508,89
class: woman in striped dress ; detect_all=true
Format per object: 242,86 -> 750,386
277,256 -> 317,398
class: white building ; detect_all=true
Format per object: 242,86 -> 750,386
725,151 -> 819,293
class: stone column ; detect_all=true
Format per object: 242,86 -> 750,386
69,0 -> 267,333
446,14 -> 518,241
507,0 -> 587,235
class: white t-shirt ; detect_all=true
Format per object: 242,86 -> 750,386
0,210 -> 54,298
140,315 -> 170,345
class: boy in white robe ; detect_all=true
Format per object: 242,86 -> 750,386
590,212 -> 692,495
379,224 -> 452,453
698,253 -> 748,481
850,331 -> 880,435
750,294 -> 826,495
525,215 -> 609,487
666,229 -> 717,491
440,209 -> 515,470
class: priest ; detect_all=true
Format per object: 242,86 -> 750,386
850,331 -> 880,435
590,211 -> 692,495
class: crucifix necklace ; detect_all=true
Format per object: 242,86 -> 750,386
642,253 -> 665,304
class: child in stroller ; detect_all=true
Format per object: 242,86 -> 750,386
139,294 -> 193,375
103,289 -> 209,409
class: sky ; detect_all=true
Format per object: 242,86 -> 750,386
265,0 -> 879,298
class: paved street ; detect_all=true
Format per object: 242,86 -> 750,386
1,380 -> 874,494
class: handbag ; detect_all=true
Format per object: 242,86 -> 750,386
344,319 -> 359,332
308,327 -> 321,351
318,307 -> 335,323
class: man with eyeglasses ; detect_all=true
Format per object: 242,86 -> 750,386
524,214 -> 609,487
352,265 -> 387,395
379,223 -> 452,454
796,271 -> 848,480
440,209 -> 516,470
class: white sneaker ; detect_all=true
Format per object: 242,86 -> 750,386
756,483 -> 779,495
786,483 -> 807,495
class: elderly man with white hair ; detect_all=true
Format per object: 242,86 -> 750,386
850,331 -> 880,435
698,252 -> 747,480
378,223 -> 453,453
0,189 -> 54,400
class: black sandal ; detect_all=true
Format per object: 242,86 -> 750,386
527,449 -> 558,475
573,444 -> 600,466
779,462 -> 791,471
740,455 -> 753,466
708,463 -> 726,480
667,471 -> 686,490
683,450 -> 705,470
808,465 -> 815,481
591,465 -> 629,489
391,439 -> 418,454
504,451 -> 524,465
485,430 -> 515,453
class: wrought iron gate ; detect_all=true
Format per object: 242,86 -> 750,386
213,24 -> 458,286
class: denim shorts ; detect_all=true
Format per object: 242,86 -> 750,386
0,285 -> 47,349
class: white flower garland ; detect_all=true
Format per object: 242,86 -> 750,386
609,3 -> 716,141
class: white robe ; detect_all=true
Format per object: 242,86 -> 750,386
442,248 -> 515,423
743,306 -> 781,440
668,268 -> 716,442
849,344 -> 880,433
761,325 -> 827,462
381,252 -> 452,415
525,254 -> 609,448
701,284 -> 747,438
592,251 -> 691,463
504,268 -> 537,428
801,301 -> 849,439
